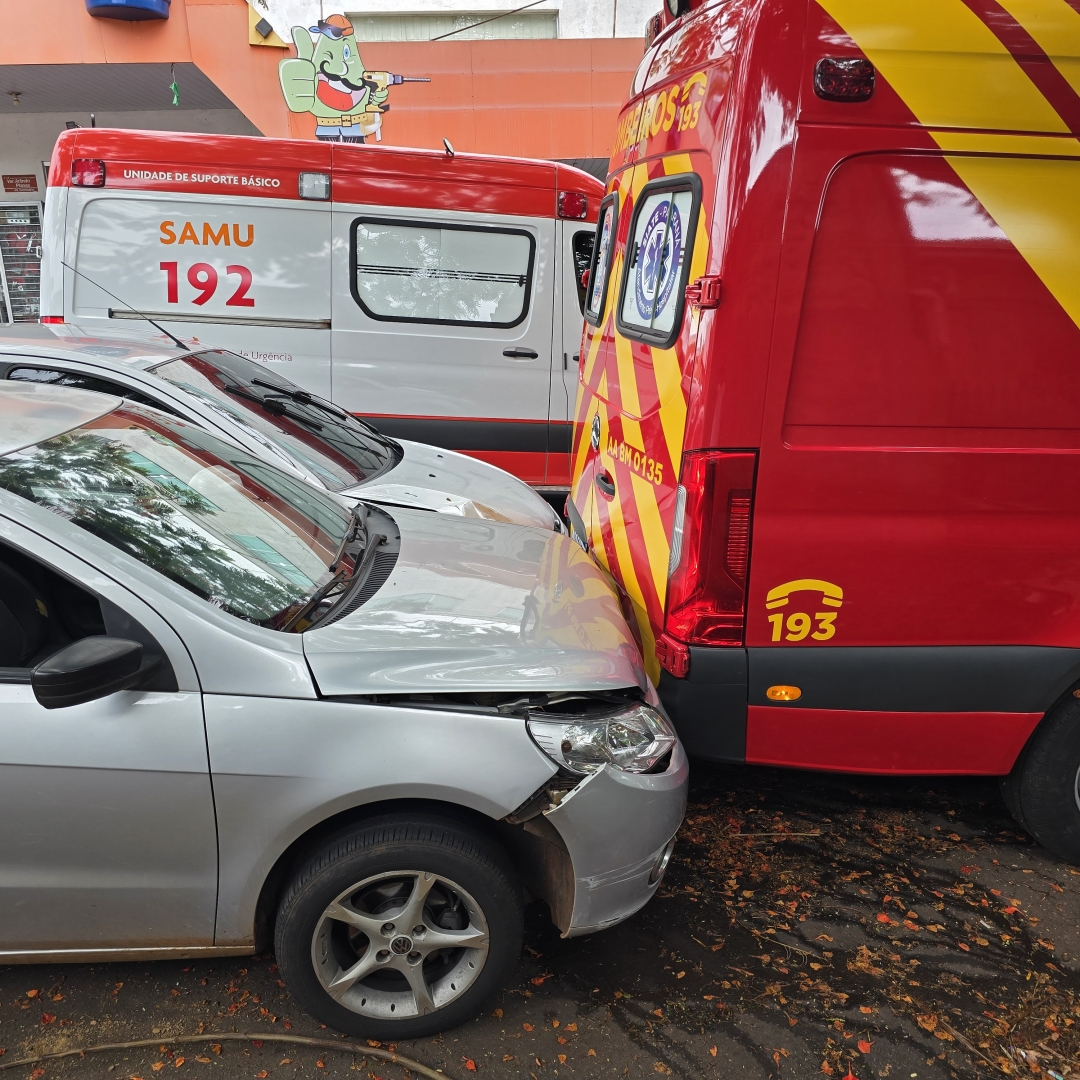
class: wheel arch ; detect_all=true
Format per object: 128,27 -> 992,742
251,796 -> 571,950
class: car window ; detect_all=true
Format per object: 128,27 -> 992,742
0,404 -> 353,630
6,365 -> 178,414
584,195 -> 617,326
148,350 -> 395,492
351,217 -> 535,327
616,176 -> 700,347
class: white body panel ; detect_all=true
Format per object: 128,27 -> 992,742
65,191 -> 333,397
329,204 -> 555,423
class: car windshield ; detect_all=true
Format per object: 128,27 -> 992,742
0,403 -> 354,629
147,350 -> 396,492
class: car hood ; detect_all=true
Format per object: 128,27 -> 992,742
303,507 -> 646,697
341,440 -> 559,531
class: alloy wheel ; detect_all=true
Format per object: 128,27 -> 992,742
310,870 -> 489,1019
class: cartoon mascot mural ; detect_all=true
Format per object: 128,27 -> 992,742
278,14 -> 429,143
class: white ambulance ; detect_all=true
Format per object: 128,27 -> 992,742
40,129 -> 602,488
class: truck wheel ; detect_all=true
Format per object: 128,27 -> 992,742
275,814 -> 523,1039
999,753 -> 1027,829
1004,695 -> 1080,864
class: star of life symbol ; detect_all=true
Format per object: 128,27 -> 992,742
635,200 -> 683,323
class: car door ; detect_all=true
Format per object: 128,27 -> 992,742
330,205 -> 556,485
0,525 -> 218,951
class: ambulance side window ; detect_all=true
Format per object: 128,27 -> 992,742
571,231 -> 594,314
350,218 -> 535,328
584,194 -> 617,326
615,174 -> 701,348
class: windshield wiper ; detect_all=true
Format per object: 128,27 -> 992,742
281,504 -> 371,632
221,382 -> 324,430
251,379 -> 397,449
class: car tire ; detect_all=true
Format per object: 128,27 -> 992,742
1003,695 -> 1080,864
274,813 -> 523,1039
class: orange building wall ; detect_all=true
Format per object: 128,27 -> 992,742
0,0 -> 641,157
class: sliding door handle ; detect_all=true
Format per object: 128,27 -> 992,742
595,471 -> 616,499
503,348 -> 539,359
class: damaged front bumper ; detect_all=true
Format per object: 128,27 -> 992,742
507,741 -> 688,937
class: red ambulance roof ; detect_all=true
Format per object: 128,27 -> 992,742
49,128 -> 602,221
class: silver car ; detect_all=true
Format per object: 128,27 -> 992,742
0,381 -> 686,1039
0,323 -> 563,531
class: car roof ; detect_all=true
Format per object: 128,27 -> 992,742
0,381 -> 122,456
0,323 -> 186,371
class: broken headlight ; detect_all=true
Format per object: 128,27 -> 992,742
526,703 -> 676,776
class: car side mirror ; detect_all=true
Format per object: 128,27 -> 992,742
31,637 -> 156,710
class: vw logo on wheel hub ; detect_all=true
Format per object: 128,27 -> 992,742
390,935 -> 413,954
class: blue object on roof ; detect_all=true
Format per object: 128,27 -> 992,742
85,0 -> 170,21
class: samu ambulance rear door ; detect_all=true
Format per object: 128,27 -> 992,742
65,138 -> 333,397
329,148 -> 556,485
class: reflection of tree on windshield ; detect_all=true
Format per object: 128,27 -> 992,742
0,433 -> 305,625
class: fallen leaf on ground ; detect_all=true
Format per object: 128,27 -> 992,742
858,1039 -> 872,1053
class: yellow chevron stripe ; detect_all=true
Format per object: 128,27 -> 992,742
997,0 -> 1080,99
932,131 -> 1080,154
629,469 -> 669,607
942,152 -> 1080,329
613,330 -> 643,420
604,461 -> 653,675
818,0 -> 1069,132
651,345 -> 687,469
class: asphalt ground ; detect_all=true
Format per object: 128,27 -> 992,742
2,763 -> 1078,1080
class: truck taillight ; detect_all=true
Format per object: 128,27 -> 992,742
71,159 -> 105,187
662,450 -> 757,660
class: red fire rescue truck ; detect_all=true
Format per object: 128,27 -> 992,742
40,129 -> 602,488
569,0 -> 1080,860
